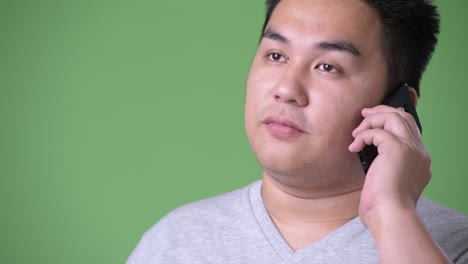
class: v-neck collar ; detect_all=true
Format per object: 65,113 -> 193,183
249,180 -> 363,263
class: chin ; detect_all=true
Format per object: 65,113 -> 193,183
258,149 -> 365,191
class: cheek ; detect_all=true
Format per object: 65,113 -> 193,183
317,96 -> 365,143
244,81 -> 258,123
244,72 -> 262,138
244,65 -> 271,122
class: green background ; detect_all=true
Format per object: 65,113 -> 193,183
0,1 -> 466,263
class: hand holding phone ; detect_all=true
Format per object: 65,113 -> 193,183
358,83 -> 422,174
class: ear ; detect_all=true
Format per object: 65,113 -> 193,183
408,86 -> 418,107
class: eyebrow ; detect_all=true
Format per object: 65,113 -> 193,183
317,41 -> 361,56
262,27 -> 361,57
263,28 -> 291,45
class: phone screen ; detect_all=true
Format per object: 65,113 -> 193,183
358,83 -> 422,174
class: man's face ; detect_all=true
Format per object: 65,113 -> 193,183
245,0 -> 388,190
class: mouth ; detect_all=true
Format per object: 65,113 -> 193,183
262,116 -> 307,138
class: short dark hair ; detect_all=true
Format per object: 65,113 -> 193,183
261,0 -> 440,96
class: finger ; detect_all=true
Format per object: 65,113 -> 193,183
397,109 -> 421,139
352,111 -> 413,141
353,105 -> 421,139
362,105 -> 421,139
349,128 -> 399,153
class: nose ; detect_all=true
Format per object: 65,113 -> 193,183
272,70 -> 309,107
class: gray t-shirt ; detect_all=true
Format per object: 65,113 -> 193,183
127,181 -> 468,263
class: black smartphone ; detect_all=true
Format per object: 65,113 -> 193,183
358,83 -> 423,174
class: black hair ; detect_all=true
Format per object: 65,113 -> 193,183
261,0 -> 440,96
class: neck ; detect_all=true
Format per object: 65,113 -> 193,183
261,173 -> 362,251
262,173 -> 361,222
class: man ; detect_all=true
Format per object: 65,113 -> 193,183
128,0 -> 468,263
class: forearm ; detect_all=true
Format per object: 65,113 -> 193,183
368,207 -> 451,264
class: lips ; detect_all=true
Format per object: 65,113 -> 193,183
262,116 -> 307,138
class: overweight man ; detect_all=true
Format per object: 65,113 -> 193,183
128,0 -> 468,263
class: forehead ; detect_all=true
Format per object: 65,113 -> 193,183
267,0 -> 383,53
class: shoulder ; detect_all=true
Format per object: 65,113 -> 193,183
161,182 -> 254,226
417,197 -> 468,227
417,198 -> 468,263
146,181 -> 256,237
127,181 -> 262,263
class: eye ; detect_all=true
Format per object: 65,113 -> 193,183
268,52 -> 287,63
317,63 -> 338,73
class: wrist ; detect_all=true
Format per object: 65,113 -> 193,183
362,202 -> 451,264
362,200 -> 418,237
